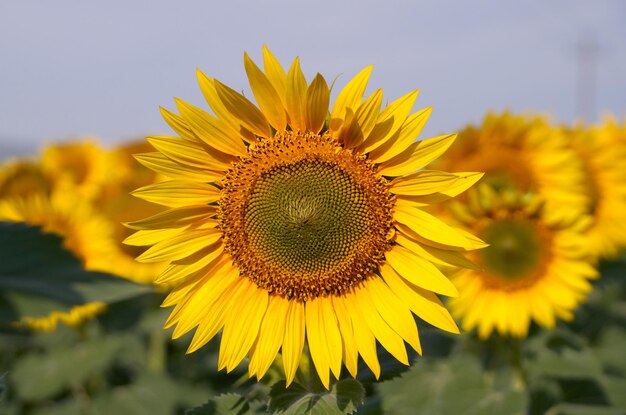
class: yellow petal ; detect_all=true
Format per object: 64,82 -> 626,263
391,171 -> 484,197
385,245 -> 458,297
306,297 -> 342,389
155,242 -> 224,285
378,134 -> 457,177
244,52 -> 287,131
175,99 -> 248,157
369,107 -> 431,163
305,73 -> 330,134
146,135 -> 233,171
136,228 -> 222,263
160,107 -> 199,141
353,284 -> 408,365
341,294 -> 380,379
282,300 -> 305,386
197,70 -> 254,141
304,301 -> 328,389
125,205 -> 216,230
134,152 -> 223,182
330,65 -> 373,132
285,58 -> 308,132
184,265 -> 241,351
123,228 -> 183,246
331,296 -> 359,378
395,232 -> 480,271
379,263 -> 459,334
219,280 -> 268,372
368,277 -> 421,354
131,180 -> 221,207
394,205 -> 487,250
262,45 -> 288,103
214,80 -> 272,138
340,89 -> 383,149
359,90 -> 419,154
249,295 -> 288,380
168,261 -> 237,337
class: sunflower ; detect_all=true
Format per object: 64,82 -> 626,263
565,119 -> 626,260
128,47 -> 485,388
433,112 -> 589,223
0,158 -> 53,199
447,186 -> 598,339
94,140 -> 170,284
0,190 -> 120,274
41,139 -> 112,200
0,190 -> 120,330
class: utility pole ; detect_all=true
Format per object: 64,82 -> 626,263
575,34 -> 599,122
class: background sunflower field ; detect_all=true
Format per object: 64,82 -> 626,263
1,2 -> 625,414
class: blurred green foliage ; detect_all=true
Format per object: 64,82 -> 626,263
1,222 -> 625,414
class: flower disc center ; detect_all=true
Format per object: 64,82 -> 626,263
479,219 -> 545,281
246,160 -> 369,275
219,131 -> 394,301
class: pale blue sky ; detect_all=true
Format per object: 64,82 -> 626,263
1,1 -> 625,157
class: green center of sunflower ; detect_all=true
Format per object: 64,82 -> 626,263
479,219 -> 543,280
246,160 -> 370,275
219,131 -> 394,301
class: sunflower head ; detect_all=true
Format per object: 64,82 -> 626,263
129,46 -> 485,388
41,140 -> 111,200
0,190 -> 119,273
565,119 -> 626,260
433,112 -> 590,222
0,159 -> 52,200
447,184 -> 598,339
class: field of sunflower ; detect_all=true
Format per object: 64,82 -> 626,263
1,48 -> 625,415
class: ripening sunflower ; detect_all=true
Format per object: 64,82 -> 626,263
127,47 -> 485,388
433,112 -> 589,222
447,186 -> 598,339
565,120 -> 626,260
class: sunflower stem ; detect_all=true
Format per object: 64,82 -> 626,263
509,338 -> 528,390
147,325 -> 166,374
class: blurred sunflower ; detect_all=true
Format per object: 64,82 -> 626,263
433,112 -> 589,222
128,47 -> 485,388
41,139 -> 111,200
0,191 -> 118,330
13,302 -> 107,332
0,159 -> 52,199
0,190 -> 119,273
94,140 -> 170,284
447,186 -> 598,339
565,120 -> 626,260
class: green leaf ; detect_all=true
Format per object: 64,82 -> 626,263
0,372 -> 6,403
30,398 -> 83,415
526,346 -> 604,380
545,403 -> 626,415
185,393 -> 266,415
10,332 -> 143,401
268,378 -> 365,415
93,374 -> 207,415
377,354 -> 527,415
0,221 -> 151,327
356,343 -> 419,383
